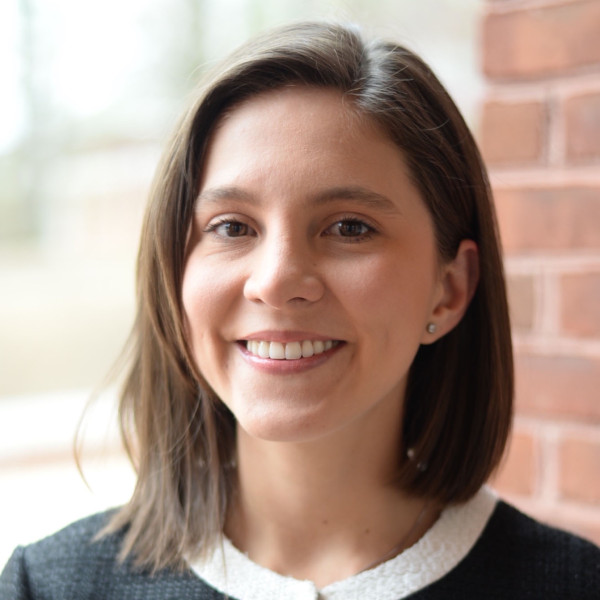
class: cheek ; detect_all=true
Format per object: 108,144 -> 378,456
182,261 -> 234,347
335,251 -> 437,333
181,264 -> 238,394
181,267 -> 205,341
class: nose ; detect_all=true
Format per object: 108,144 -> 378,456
243,233 -> 325,308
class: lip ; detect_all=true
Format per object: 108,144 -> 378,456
236,338 -> 346,374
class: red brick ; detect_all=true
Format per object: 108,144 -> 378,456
515,353 -> 600,420
560,272 -> 600,337
492,430 -> 538,496
565,91 -> 600,162
480,100 -> 547,165
483,1 -> 600,78
559,437 -> 600,503
493,187 -> 600,252
507,274 -> 536,331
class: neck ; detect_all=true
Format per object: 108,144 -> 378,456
225,414 -> 439,587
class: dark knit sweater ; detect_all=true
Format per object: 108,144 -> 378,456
1,501 -> 599,599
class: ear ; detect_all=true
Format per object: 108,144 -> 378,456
421,239 -> 479,344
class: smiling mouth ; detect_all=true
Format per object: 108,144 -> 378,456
243,339 -> 342,360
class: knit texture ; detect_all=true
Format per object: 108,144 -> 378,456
1,500 -> 599,599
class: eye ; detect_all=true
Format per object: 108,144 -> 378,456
204,218 -> 255,238
324,218 -> 375,241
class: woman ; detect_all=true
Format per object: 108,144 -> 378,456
1,21 -> 598,599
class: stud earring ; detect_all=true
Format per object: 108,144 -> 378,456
407,447 -> 428,472
426,323 -> 436,334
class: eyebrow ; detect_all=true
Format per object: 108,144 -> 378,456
196,186 -> 255,207
196,185 -> 401,214
312,186 -> 400,214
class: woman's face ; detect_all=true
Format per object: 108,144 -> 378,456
182,86 -> 445,444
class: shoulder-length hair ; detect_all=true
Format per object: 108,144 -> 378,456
105,21 -> 513,571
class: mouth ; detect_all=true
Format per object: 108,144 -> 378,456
241,339 -> 342,360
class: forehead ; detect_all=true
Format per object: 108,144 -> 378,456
218,85 -> 363,126
200,86 -> 411,190
214,85 -> 400,154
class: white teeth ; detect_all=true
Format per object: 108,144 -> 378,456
285,341 -> 302,360
245,339 -> 339,360
301,340 -> 314,357
258,341 -> 270,358
269,342 -> 285,359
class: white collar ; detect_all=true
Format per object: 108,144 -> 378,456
189,486 -> 498,600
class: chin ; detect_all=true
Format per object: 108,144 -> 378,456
234,405 -> 341,445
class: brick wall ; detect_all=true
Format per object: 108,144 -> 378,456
480,0 -> 600,544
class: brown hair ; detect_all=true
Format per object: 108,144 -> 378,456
105,21 -> 513,570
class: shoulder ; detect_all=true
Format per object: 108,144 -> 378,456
480,500 -> 600,572
22,510 -> 120,566
0,511 -> 221,600
488,500 -> 598,550
415,499 -> 600,599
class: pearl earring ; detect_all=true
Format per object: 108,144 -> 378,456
407,447 -> 428,472
426,323 -> 436,334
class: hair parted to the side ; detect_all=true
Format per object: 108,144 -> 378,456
103,21 -> 513,571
